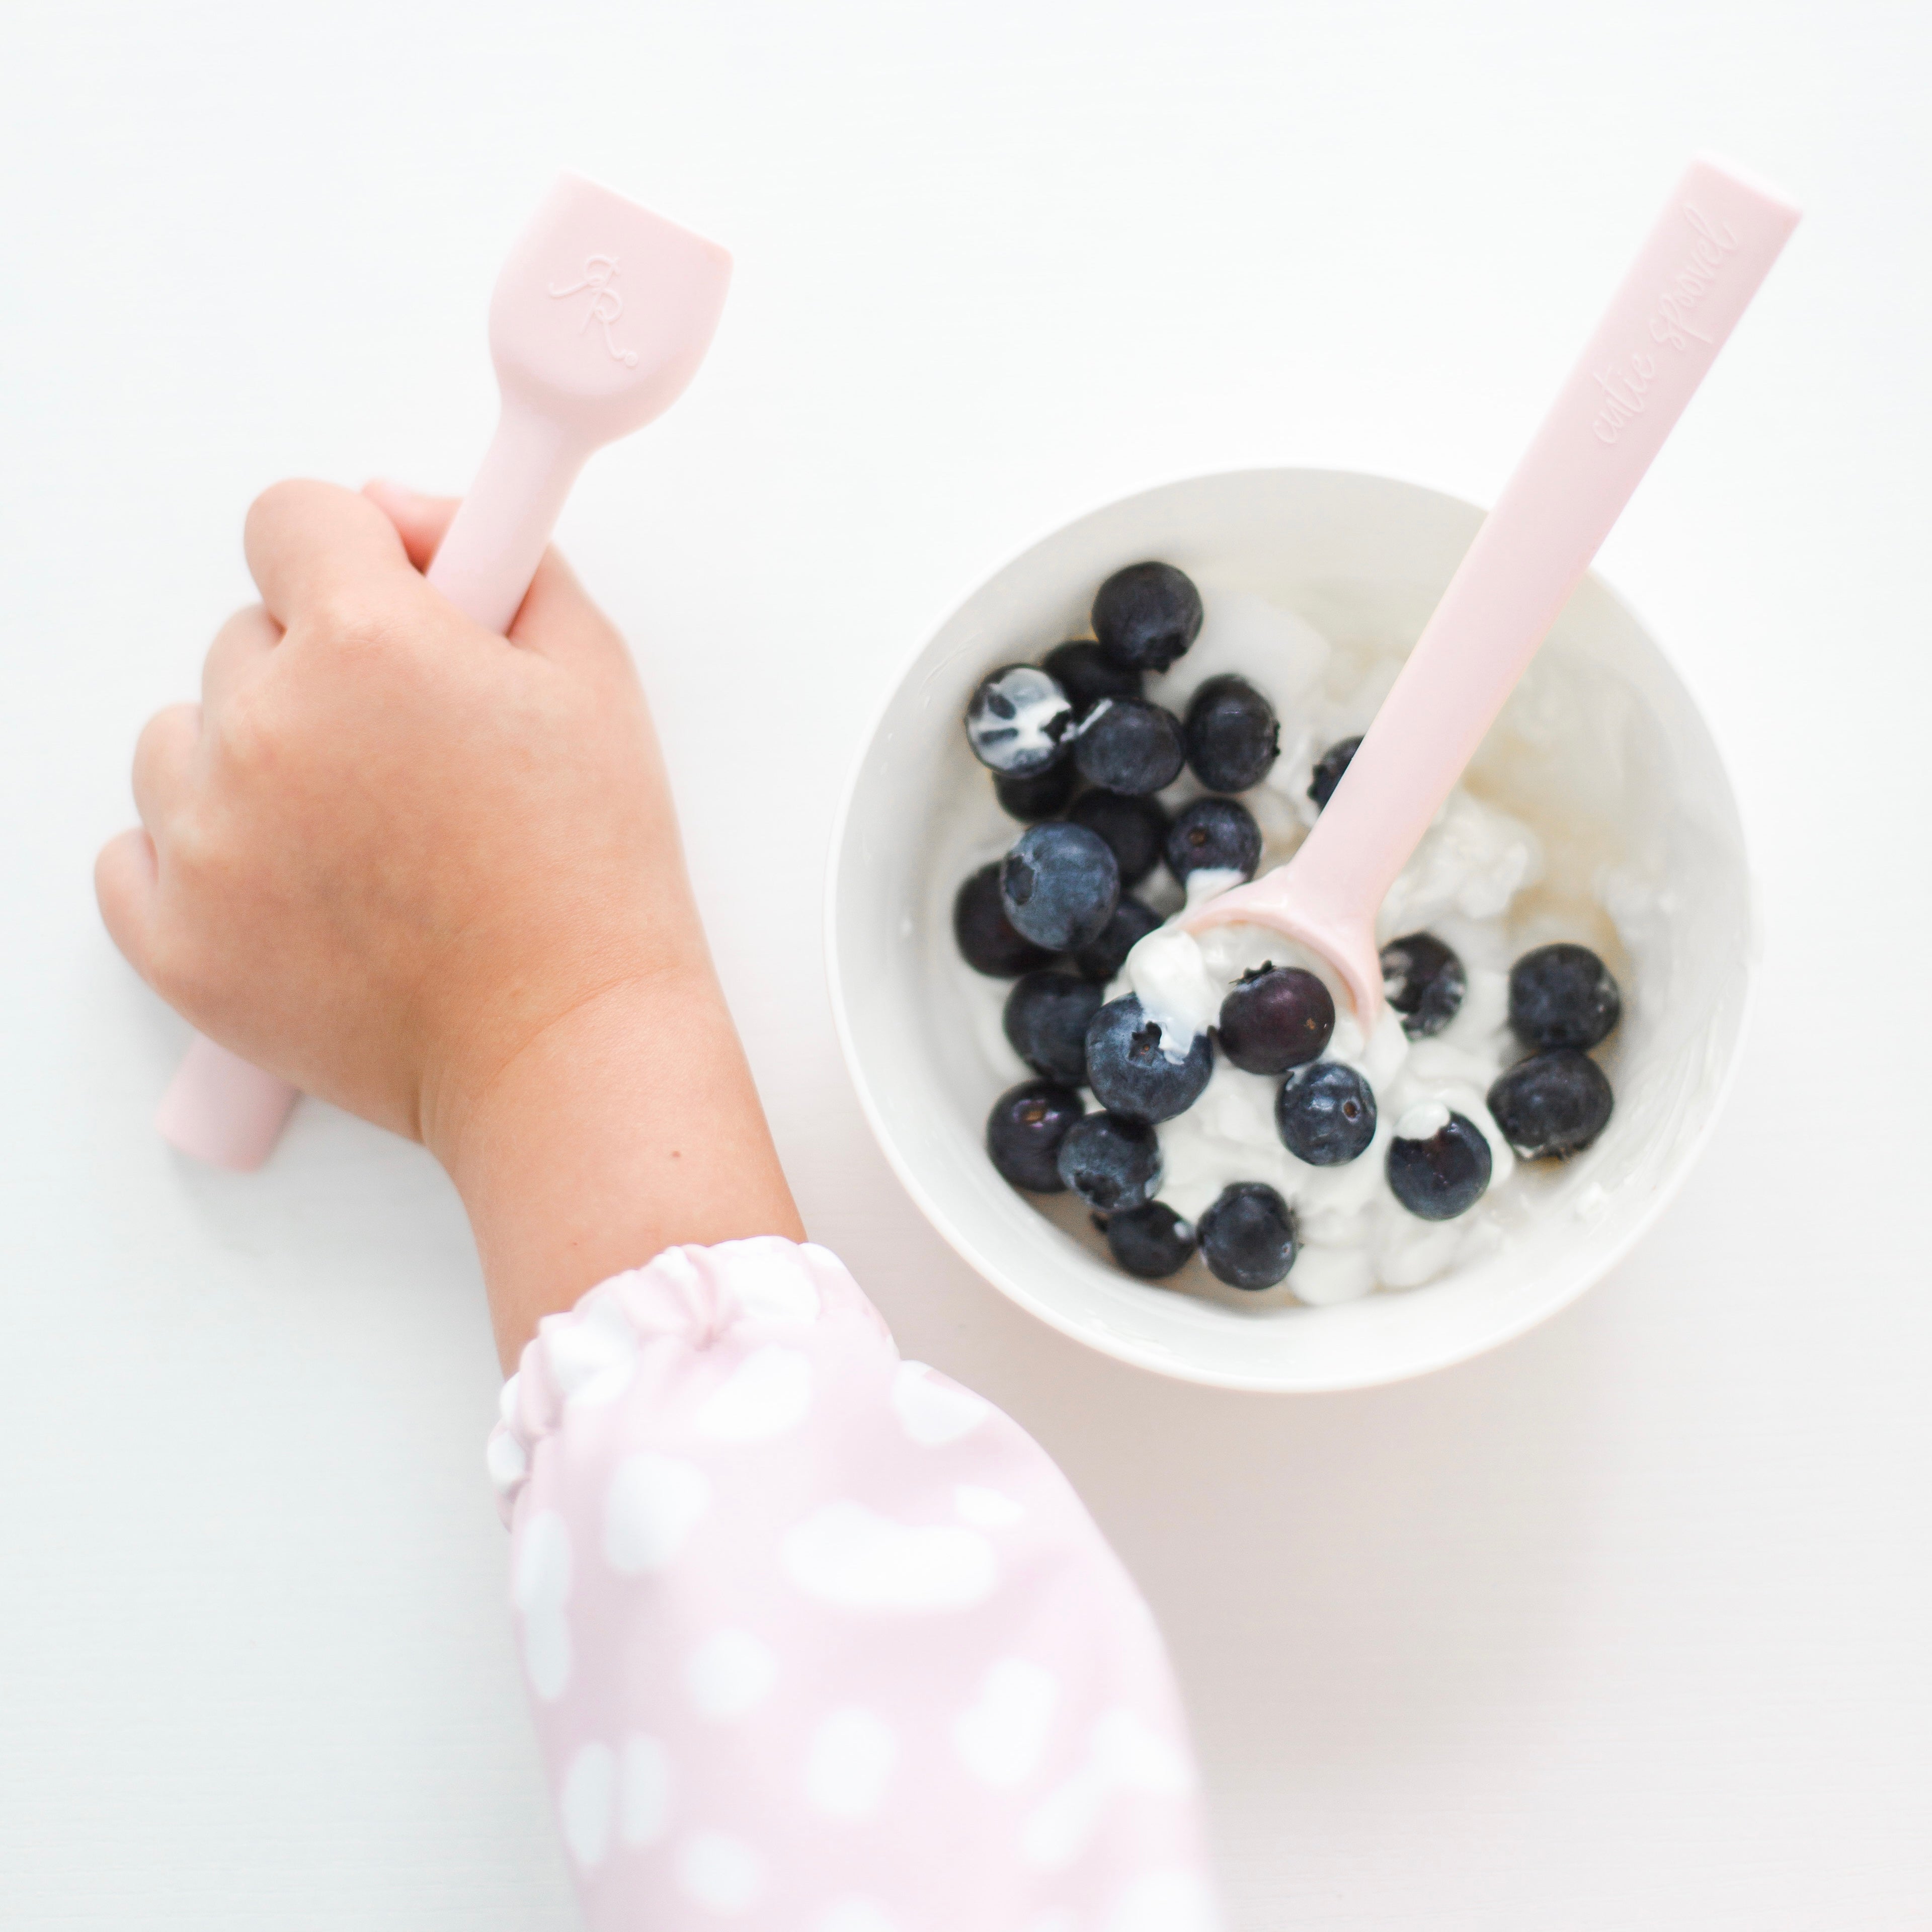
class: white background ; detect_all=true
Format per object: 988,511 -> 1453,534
3,2 -> 1927,1925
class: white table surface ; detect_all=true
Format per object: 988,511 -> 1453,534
4,3 -> 1928,1924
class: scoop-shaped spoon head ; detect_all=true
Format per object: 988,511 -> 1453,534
1188,870 -> 1388,1029
1184,152 -> 1799,1033
424,175 -> 733,636
489,171 -> 732,443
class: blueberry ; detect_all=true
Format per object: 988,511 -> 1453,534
1105,1201 -> 1198,1279
1092,562 -> 1204,674
1084,995 -> 1215,1123
1308,735 -> 1361,810
1068,790 -> 1169,888
1197,1182 -> 1298,1290
1072,697 -> 1186,795
1184,675 -> 1279,792
1056,1111 -> 1162,1212
1217,965 -> 1335,1075
1487,1049 -> 1614,1159
995,762 -> 1077,822
1073,896 -> 1163,985
1386,1110 -> 1493,1220
1508,943 -> 1622,1050
1003,971 -> 1104,1084
986,1080 -> 1084,1193
1000,822 -> 1120,951
1275,1061 -> 1377,1165
954,863 -> 1053,978
965,664 -> 1074,777
1165,796 -> 1262,885
1380,932 -> 1467,1039
1044,639 -> 1141,717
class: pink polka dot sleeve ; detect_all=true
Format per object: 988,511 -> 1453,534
487,1237 -> 1221,1932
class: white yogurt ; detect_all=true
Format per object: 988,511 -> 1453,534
1115,875 -> 1519,1302
950,586 -> 1620,1307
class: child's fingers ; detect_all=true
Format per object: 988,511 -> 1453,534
508,545 -> 636,680
243,478 -> 417,630
95,828 -> 159,981
131,704 -> 200,833
361,481 -> 626,677
361,479 -> 460,574
201,605 -> 280,712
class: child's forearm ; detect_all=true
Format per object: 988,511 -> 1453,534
437,965 -> 804,1371
96,478 -> 1222,1929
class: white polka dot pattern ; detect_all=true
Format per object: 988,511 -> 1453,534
604,1452 -> 712,1575
618,1736 -> 672,1848
1105,1866 -> 1220,1931
804,1708 -> 898,1819
955,1659 -> 1061,1788
890,1360 -> 992,1446
560,1741 -> 617,1869
694,1343 -> 814,1444
781,1501 -> 998,1613
684,1630 -> 779,1721
677,1829 -> 765,1913
812,1900 -> 899,1932
492,1237 -> 1219,1930
512,1510 -> 573,1703
953,1483 -> 1026,1528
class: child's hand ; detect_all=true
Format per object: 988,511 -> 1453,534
99,479 -> 801,1362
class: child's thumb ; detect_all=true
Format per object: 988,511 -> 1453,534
362,478 -> 460,574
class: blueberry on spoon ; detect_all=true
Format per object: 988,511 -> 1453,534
1217,966 -> 1335,1075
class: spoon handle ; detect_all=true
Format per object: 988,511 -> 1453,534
1285,154 -> 1799,938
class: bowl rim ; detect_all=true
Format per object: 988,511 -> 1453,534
823,464 -> 1756,1392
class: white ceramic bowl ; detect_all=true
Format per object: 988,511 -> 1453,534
827,470 -> 1752,1391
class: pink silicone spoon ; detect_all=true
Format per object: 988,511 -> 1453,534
1187,154 -> 1799,1030
156,173 -> 732,1170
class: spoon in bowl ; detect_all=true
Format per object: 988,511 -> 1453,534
1183,153 -> 1799,1032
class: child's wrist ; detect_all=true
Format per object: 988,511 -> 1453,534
431,959 -> 804,1369
422,948 -> 710,1175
